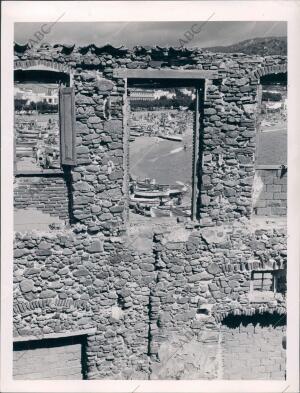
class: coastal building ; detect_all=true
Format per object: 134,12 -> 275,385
129,88 -> 156,101
14,85 -> 58,105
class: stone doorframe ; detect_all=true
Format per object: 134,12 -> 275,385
113,68 -> 220,223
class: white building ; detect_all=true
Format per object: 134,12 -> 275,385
130,89 -> 155,101
43,94 -> 58,105
14,86 -> 58,105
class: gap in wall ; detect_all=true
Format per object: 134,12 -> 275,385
127,79 -> 203,224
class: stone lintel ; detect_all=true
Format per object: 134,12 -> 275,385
113,68 -> 219,80
13,328 -> 96,342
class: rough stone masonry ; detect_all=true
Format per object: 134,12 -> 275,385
13,42 -> 287,380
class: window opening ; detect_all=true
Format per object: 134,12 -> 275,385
252,271 -> 274,292
251,269 -> 286,294
256,72 -> 287,166
14,69 -> 72,172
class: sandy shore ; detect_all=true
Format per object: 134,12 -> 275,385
129,129 -> 193,187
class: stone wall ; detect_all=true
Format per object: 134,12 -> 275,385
254,169 -> 287,216
148,222 -> 286,379
71,73 -> 125,232
14,175 -> 69,222
14,220 -> 286,379
13,44 -> 287,380
13,229 -> 153,379
222,313 -> 286,380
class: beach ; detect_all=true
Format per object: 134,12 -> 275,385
129,128 -> 194,187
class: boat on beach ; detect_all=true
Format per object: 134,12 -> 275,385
129,196 -> 161,206
130,131 -> 141,137
158,133 -> 183,142
129,177 -> 189,218
169,184 -> 188,194
134,189 -> 170,198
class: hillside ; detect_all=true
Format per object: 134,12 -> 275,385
205,36 -> 287,56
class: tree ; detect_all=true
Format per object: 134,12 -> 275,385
130,90 -> 195,111
262,91 -> 282,102
14,98 -> 28,111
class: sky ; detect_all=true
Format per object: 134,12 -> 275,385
14,21 -> 287,48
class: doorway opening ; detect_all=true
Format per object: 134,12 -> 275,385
126,79 -> 204,224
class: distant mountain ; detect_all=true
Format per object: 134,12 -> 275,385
205,36 -> 287,56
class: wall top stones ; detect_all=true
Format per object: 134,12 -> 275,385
14,43 -> 287,80
14,59 -> 72,73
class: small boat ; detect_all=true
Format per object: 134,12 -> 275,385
134,189 -> 170,198
169,184 -> 188,194
129,196 -> 161,206
130,130 -> 141,136
158,133 -> 183,142
134,180 -> 169,192
129,176 -> 189,217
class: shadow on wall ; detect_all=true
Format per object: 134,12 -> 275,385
221,312 -> 286,329
13,335 -> 88,380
